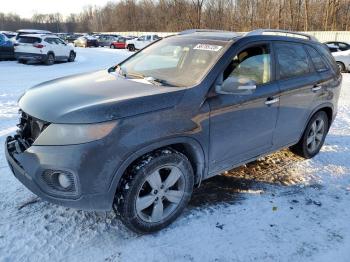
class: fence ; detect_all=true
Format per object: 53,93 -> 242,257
105,31 -> 350,42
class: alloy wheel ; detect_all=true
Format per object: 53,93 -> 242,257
307,117 -> 325,153
136,165 -> 186,223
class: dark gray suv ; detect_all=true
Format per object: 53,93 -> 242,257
5,29 -> 341,233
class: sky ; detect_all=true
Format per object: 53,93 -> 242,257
1,0 -> 112,18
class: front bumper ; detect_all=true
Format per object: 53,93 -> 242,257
15,52 -> 47,62
5,136 -> 118,211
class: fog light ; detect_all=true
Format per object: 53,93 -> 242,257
58,173 -> 72,189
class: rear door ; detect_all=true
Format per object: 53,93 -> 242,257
273,41 -> 322,147
44,38 -> 61,56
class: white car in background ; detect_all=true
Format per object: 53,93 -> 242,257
125,34 -> 161,51
14,34 -> 76,65
331,50 -> 350,72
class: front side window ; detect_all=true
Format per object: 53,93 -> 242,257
305,45 -> 328,72
276,43 -> 310,79
223,44 -> 271,86
118,37 -> 228,87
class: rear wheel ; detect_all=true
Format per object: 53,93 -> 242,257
290,111 -> 329,158
45,53 -> 55,65
18,59 -> 26,64
337,61 -> 346,72
115,149 -> 194,233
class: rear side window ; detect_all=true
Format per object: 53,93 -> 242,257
305,45 -> 329,72
317,44 -> 340,73
0,34 -> 5,43
275,43 -> 310,79
18,37 -> 41,44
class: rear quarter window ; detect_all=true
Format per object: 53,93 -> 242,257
18,37 -> 42,44
316,44 -> 340,74
305,45 -> 329,72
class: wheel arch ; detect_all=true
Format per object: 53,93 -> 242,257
301,103 -> 334,138
107,137 -> 206,207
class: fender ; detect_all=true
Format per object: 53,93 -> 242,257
105,136 -> 207,208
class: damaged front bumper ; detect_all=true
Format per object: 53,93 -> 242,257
5,135 -> 117,211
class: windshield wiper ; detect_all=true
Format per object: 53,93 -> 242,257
143,76 -> 175,87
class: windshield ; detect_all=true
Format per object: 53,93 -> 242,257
118,37 -> 228,87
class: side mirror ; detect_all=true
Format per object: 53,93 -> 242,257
215,76 -> 256,95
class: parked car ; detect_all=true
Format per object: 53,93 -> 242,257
5,29 -> 341,233
110,37 -> 130,49
0,33 -> 14,60
14,34 -> 76,65
65,34 -> 84,43
0,31 -> 17,40
73,36 -> 99,47
16,29 -> 52,40
125,34 -> 161,51
331,50 -> 350,72
97,35 -> 119,47
324,41 -> 350,53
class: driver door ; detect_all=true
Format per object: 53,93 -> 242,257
208,42 -> 280,174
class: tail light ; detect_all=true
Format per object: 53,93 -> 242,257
33,43 -> 45,48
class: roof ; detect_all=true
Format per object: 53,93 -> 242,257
17,29 -> 52,33
177,29 -> 241,41
17,34 -> 58,38
177,29 -> 319,43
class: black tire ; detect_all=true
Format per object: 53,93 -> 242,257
290,111 -> 329,159
337,61 -> 346,73
18,59 -> 26,64
110,44 -> 115,49
128,44 -> 135,52
114,149 -> 194,233
68,51 -> 76,62
45,53 -> 55,65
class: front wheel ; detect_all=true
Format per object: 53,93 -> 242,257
128,44 -> 135,51
115,149 -> 194,233
68,51 -> 76,62
290,111 -> 329,158
110,44 -> 115,49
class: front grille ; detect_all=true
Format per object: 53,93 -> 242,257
15,110 -> 50,150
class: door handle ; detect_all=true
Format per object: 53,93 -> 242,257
312,84 -> 322,92
265,97 -> 279,105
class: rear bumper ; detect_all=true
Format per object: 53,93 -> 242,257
5,136 -> 116,211
15,52 -> 47,61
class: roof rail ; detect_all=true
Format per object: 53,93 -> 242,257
245,29 -> 318,42
179,29 -> 238,35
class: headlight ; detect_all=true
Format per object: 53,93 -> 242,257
33,121 -> 117,146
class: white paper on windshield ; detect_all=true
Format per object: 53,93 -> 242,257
193,44 -> 223,52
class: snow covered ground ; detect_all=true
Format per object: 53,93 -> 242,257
0,47 -> 349,262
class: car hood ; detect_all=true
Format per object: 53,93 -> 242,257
19,70 -> 185,124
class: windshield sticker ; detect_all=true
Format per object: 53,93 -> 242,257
194,44 -> 223,52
